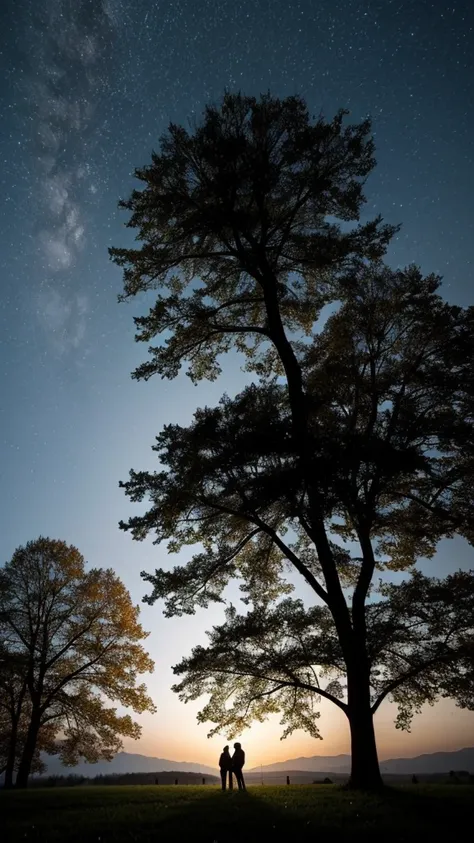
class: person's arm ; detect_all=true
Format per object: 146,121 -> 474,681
242,751 -> 245,767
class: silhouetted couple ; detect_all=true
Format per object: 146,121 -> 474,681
219,742 -> 246,791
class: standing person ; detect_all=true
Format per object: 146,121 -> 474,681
232,742 -> 246,791
219,745 -> 233,790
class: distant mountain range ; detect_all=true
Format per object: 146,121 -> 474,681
250,747 -> 474,775
251,753 -> 351,773
35,751 -> 218,778
33,746 -> 474,780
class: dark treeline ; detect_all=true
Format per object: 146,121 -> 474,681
28,771 -> 220,788
25,770 -> 473,788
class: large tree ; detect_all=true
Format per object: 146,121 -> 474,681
110,93 -> 474,789
0,538 -> 155,788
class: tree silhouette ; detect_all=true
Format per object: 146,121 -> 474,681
0,538 -> 155,788
111,92 -> 474,789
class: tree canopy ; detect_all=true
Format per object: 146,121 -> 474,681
0,537 -> 155,788
111,91 -> 474,789
110,91 -> 396,384
120,265 -> 474,734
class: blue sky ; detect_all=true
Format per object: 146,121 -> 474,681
1,0 -> 473,767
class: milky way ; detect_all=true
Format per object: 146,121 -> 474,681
0,0 -> 473,385
2,2 -> 472,354
13,0 -> 117,352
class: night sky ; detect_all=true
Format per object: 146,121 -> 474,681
1,0 -> 474,766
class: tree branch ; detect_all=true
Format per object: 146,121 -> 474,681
197,666 -> 348,713
196,493 -> 330,605
371,653 -> 455,715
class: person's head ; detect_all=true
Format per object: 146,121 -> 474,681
223,745 -> 229,753
234,742 -> 241,750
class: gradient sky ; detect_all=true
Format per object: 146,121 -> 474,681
1,0 -> 474,769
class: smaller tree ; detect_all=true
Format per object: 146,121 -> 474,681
0,538 -> 156,788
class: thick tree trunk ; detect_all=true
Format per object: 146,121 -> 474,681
3,767 -> 14,789
15,713 -> 40,789
3,719 -> 18,789
347,667 -> 383,790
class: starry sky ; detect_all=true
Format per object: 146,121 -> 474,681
1,0 -> 474,768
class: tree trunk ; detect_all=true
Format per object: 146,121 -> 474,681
347,667 -> 383,790
3,718 -> 19,789
15,712 -> 40,789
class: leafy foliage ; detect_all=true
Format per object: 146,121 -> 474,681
110,91 -> 396,383
170,569 -> 474,740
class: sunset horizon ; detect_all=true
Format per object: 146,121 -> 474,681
121,696 -> 474,769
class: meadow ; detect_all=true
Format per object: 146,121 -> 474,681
2,784 -> 472,842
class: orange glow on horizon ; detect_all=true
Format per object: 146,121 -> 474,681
123,698 -> 474,769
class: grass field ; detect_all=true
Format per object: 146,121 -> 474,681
2,784 -> 472,842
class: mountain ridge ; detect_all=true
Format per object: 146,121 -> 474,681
250,747 -> 474,774
35,746 -> 474,779
36,751 -> 218,778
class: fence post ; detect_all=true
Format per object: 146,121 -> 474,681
286,775 -> 290,785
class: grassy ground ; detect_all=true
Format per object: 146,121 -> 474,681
1,784 -> 472,842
